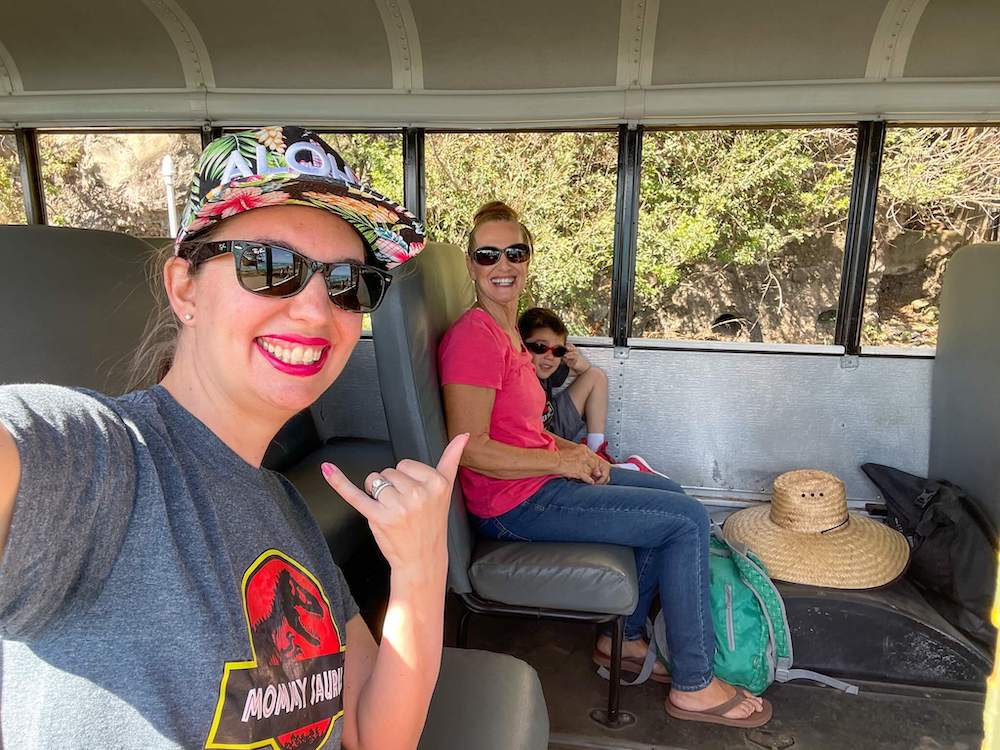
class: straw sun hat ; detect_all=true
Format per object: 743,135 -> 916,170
723,469 -> 909,589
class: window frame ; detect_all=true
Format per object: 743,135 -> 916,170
857,121 -> 1000,356
627,122 -> 864,353
30,127 -> 202,236
14,119 -> 996,358
423,126 -> 621,339
0,129 -> 30,224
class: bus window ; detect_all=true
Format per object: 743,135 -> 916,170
0,132 -> 26,224
863,125 -> 1000,351
634,127 -> 857,345
425,131 -> 618,337
315,132 -> 404,203
36,132 -> 200,238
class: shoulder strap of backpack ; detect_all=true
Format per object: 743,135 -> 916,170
596,618 -> 659,686
718,532 -> 792,663
777,666 -> 860,694
940,481 -> 999,550
715,530 -> 861,695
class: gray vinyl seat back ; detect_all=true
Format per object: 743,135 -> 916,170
418,648 -> 549,750
371,242 -> 477,592
0,225 -> 158,391
929,242 -> 1000,527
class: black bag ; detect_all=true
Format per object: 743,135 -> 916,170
862,463 -> 997,647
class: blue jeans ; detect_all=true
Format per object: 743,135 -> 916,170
474,468 -> 714,691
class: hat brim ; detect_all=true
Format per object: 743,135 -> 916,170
723,505 -> 910,589
176,175 -> 424,272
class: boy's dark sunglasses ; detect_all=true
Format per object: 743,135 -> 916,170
525,341 -> 568,357
470,243 -> 531,266
179,240 -> 393,313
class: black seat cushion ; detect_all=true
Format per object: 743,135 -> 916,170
469,540 -> 638,615
283,438 -> 394,565
262,409 -> 321,473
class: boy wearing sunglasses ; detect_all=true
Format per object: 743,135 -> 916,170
518,307 -> 663,475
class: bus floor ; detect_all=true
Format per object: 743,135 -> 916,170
445,596 -> 986,750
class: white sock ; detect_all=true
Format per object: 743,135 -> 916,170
614,462 -> 639,471
587,433 -> 605,452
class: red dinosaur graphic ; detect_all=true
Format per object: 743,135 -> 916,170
205,550 -> 346,750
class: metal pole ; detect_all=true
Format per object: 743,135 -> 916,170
201,125 -> 222,148
15,128 -> 46,225
403,128 -> 425,222
161,154 -> 178,238
607,615 -> 624,723
835,121 -> 886,355
610,124 -> 642,346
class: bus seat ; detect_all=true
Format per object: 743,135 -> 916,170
371,241 -> 638,725
0,226 -> 157,394
418,648 -> 549,750
263,412 -> 390,567
929,242 -> 1000,527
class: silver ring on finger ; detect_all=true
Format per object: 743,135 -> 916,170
370,477 -> 394,501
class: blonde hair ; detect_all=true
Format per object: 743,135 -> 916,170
467,200 -> 534,254
126,241 -> 200,391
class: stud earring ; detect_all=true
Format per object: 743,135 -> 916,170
184,313 -> 193,321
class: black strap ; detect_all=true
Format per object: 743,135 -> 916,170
820,517 -> 850,534
914,482 -> 940,509
947,483 -> 999,551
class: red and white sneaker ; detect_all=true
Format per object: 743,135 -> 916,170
581,438 -> 617,464
594,441 -> 616,464
619,455 -> 671,479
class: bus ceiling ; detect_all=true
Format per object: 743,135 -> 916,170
0,0 -> 999,128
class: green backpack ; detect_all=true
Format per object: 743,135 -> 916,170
602,531 -> 858,695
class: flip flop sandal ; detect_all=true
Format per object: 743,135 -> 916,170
665,693 -> 773,728
592,648 -> 672,684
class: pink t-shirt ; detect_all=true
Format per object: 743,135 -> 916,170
438,308 -> 558,518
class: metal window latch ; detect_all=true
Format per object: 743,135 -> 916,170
840,355 -> 859,370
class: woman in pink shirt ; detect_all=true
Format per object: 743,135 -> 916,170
439,201 -> 771,728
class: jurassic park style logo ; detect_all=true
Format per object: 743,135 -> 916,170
205,550 -> 346,750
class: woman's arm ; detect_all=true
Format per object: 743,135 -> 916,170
327,435 -> 466,750
548,432 -> 580,451
547,431 -> 610,484
442,383 -> 599,484
0,424 -> 20,557
0,386 -> 137,641
339,583 -> 442,750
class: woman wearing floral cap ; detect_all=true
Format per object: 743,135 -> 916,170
0,127 -> 463,750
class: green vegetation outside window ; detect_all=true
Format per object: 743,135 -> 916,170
634,128 -> 857,345
37,132 -> 201,238
863,126 -> 1000,350
315,132 -> 404,205
0,132 -> 26,225
425,131 -> 618,337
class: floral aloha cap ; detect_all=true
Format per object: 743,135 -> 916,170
175,126 -> 425,271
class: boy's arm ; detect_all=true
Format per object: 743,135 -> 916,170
562,343 -> 592,375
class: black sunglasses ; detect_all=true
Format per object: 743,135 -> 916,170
180,240 -> 393,313
525,341 -> 568,357
470,243 -> 531,266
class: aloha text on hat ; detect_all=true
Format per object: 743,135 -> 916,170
221,143 -> 358,185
